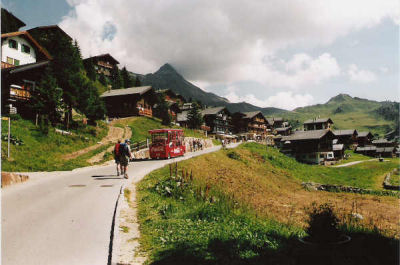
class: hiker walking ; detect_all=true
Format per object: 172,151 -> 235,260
120,139 -> 133,179
113,139 -> 123,176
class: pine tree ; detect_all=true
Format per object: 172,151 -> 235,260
121,66 -> 134,88
30,67 -> 63,128
99,74 -> 107,85
187,103 -> 203,129
134,76 -> 141,87
111,66 -> 123,89
153,95 -> 171,125
84,57 -> 97,81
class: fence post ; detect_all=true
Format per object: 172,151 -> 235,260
147,138 -> 149,148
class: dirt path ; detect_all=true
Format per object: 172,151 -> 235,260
87,126 -> 132,164
62,126 -> 125,160
333,159 -> 377,167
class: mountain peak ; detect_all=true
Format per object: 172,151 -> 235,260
328,93 -> 352,103
158,63 -> 177,73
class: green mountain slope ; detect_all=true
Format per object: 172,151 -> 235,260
284,94 -> 398,136
137,63 -> 287,115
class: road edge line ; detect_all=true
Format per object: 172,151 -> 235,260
108,183 -> 125,265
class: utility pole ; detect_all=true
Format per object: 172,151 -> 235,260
8,116 -> 10,158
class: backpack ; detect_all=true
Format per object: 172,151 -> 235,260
114,143 -> 121,156
119,143 -> 130,157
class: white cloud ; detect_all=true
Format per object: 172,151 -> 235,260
348,64 -> 377,83
60,0 -> 399,83
225,86 -> 313,110
379,66 -> 389,73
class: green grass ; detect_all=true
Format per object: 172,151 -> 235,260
334,150 -> 372,165
137,151 -> 399,264
389,170 -> 400,186
243,143 -> 399,190
1,118 -> 108,172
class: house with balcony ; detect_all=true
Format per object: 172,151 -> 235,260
1,31 -> 52,116
232,111 -> 269,140
83,53 -> 119,78
303,118 -> 333,131
266,117 -> 284,130
281,129 -> 335,164
201,107 -> 232,135
100,86 -> 155,118
333,129 -> 358,148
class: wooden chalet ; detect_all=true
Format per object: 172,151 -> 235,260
355,146 -> 377,157
356,131 -> 373,147
201,107 -> 232,135
333,129 -> 358,147
27,25 -> 73,56
100,86 -> 155,118
2,8 -> 26,34
372,139 -> 395,148
1,31 -> 52,116
275,126 -> 292,136
303,118 -> 333,131
83,54 -> 119,77
156,89 -> 185,121
266,117 -> 284,129
333,144 -> 345,160
233,111 -> 269,140
376,147 -> 396,158
281,129 -> 335,164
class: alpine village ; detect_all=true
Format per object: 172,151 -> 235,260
1,7 -> 400,265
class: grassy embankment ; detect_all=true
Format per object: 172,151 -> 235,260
1,118 -> 108,172
137,143 -> 399,264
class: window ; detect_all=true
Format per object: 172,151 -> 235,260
14,59 -> 20,66
22,44 -> 30,54
8,39 -> 17,49
6,57 -> 13,64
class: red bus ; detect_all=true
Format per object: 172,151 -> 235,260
149,129 -> 186,159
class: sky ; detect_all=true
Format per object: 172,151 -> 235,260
3,0 -> 399,110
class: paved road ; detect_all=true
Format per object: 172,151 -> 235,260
2,143 -> 238,265
333,158 -> 377,167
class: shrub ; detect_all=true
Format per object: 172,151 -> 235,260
227,151 -> 241,160
306,203 -> 341,243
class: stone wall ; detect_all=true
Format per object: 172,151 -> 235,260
183,137 -> 213,153
383,169 -> 400,190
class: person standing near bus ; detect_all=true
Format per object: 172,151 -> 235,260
120,139 -> 133,179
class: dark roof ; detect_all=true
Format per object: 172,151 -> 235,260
356,146 -> 377,151
2,61 -> 50,74
100,86 -> 152,98
376,147 -> 395,153
357,131 -> 373,138
2,8 -> 26,30
83,53 -> 119,65
333,129 -> 357,136
28,25 -> 72,40
333,144 -> 344,151
201,107 -> 227,116
304,118 -> 333,125
281,129 -> 333,141
1,31 -> 52,60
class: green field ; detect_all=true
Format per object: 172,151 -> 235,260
1,118 -> 108,172
137,143 -> 399,264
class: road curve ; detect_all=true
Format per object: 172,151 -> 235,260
2,143 -> 237,265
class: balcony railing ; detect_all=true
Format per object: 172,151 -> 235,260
138,108 -> 153,117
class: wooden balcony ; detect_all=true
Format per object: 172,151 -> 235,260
138,108 -> 153,117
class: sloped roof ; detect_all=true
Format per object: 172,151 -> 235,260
242,111 -> 262,119
333,144 -> 344,151
83,53 -> 119,65
358,131 -> 373,138
281,129 -> 333,141
1,31 -> 52,60
356,146 -> 377,151
100,86 -> 152,98
177,111 -> 189,122
376,147 -> 395,153
201,106 -> 226,116
2,8 -> 26,30
28,25 -> 72,40
303,118 -> 333,124
333,129 -> 357,136
372,139 -> 390,144
275,126 -> 291,132
2,60 -> 50,74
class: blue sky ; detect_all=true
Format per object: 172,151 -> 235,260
4,0 -> 399,110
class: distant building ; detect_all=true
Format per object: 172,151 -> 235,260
372,138 -> 395,148
201,107 -> 232,135
333,129 -> 358,148
83,53 -> 119,77
281,129 -> 335,164
303,118 -> 333,131
356,131 -> 373,147
233,111 -> 269,140
275,126 -> 292,136
266,117 -> 284,129
1,8 -> 26,33
100,86 -> 155,118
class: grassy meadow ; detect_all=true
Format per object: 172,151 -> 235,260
1,118 -> 108,172
137,143 -> 399,264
